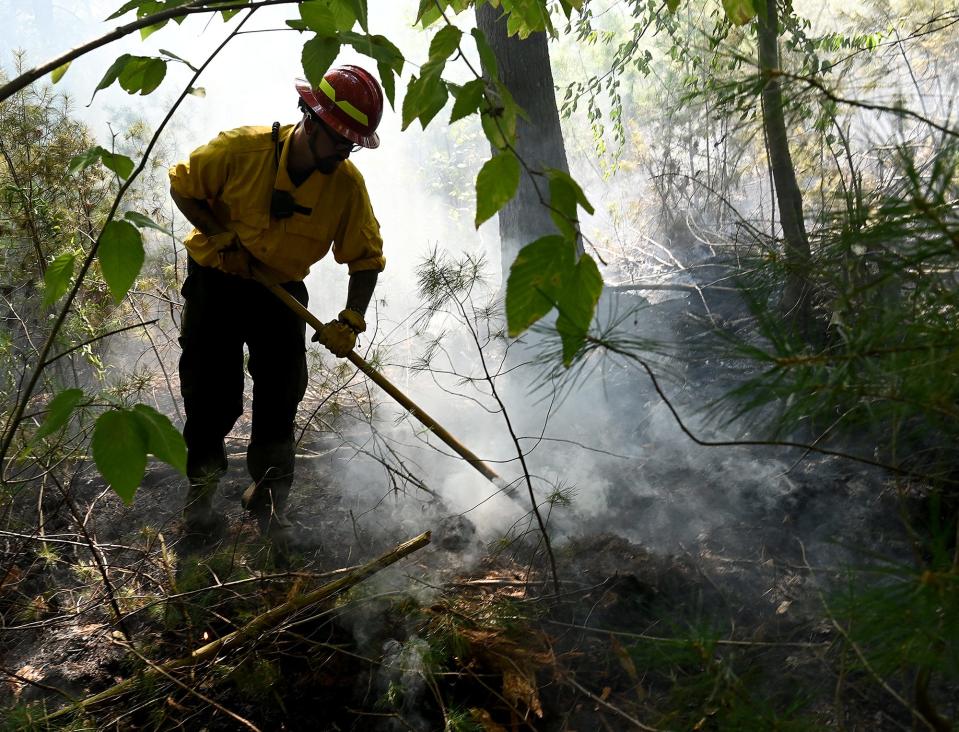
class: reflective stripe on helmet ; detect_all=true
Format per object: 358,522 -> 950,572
318,78 -> 369,126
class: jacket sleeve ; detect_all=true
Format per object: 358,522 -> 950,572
168,134 -> 231,201
331,175 -> 385,274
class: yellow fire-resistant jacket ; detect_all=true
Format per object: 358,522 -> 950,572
169,124 -> 385,282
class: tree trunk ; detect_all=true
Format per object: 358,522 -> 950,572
757,0 -> 812,332
474,5 -> 575,284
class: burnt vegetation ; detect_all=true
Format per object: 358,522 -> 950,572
1,1 -> 959,730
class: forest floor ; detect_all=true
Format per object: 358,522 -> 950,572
2,420 -> 951,731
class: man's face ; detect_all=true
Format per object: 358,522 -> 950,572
306,115 -> 358,174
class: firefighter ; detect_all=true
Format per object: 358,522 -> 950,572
169,66 -> 385,546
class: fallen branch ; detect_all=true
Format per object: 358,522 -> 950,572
44,531 -> 431,722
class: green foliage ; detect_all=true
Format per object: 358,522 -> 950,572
546,167 -> 594,240
42,251 -> 77,306
302,34 -> 341,87
474,150 -> 520,227
449,78 -> 486,123
34,388 -> 84,441
92,54 -> 167,101
506,236 -> 601,364
401,25 -> 463,131
69,145 -> 135,180
98,219 -> 144,302
123,210 -> 170,234
91,405 -> 185,504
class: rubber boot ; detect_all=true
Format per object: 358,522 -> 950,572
182,478 -> 227,536
241,480 -> 295,550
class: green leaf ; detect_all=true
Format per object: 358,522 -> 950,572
450,78 -> 485,123
505,235 -> 575,336
401,73 -> 448,131
556,254 -> 602,366
546,168 -> 593,239
92,54 -> 132,103
347,0 -> 368,32
221,8 -> 242,22
69,147 -> 103,176
132,404 -> 186,473
124,211 -> 170,234
377,62 -> 396,108
117,56 -> 167,95
35,389 -> 84,440
92,409 -> 148,504
100,150 -> 135,180
42,252 -> 76,306
51,61 -> 70,83
300,1 -> 337,35
140,19 -> 168,40
107,0 -> 147,20
68,146 -> 133,180
475,150 -> 520,228
99,220 -> 144,303
428,25 -> 463,63
471,28 -> 498,77
341,32 -> 404,74
302,34 -> 342,87
666,0 -> 682,11
722,0 -> 757,25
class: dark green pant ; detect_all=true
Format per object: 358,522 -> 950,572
179,259 -> 308,503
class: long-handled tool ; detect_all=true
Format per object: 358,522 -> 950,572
252,268 -> 504,488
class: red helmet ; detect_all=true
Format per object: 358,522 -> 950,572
295,66 -> 383,149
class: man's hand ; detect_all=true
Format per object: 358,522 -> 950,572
312,309 -> 366,357
211,232 -> 252,278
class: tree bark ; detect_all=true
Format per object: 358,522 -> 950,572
757,0 -> 812,332
475,5 -> 575,284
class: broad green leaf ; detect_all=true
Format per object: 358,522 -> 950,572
505,235 -> 575,336
107,0 -> 147,20
341,32 -> 404,73
302,34 -> 342,87
475,150 -> 520,228
450,78 -> 485,123
221,9 -> 242,22
92,409 -> 148,504
100,150 -> 135,180
428,25 -> 463,63
545,169 -> 594,214
124,211 -> 170,234
51,61 -> 70,83
69,147 -> 104,176
92,54 -> 132,103
722,0 -> 757,25
99,220 -> 144,303
35,389 -> 84,440
471,28 -> 498,77
140,19 -> 167,40
300,1 -> 338,35
68,146 -> 133,180
480,104 -> 517,150
132,404 -> 186,473
556,254 -> 602,366
401,72 -> 448,131
42,252 -> 76,306
666,0 -> 682,11
546,168 -> 593,240
376,62 -> 396,107
504,0 -> 552,38
347,0 -> 368,32
117,56 -> 167,95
